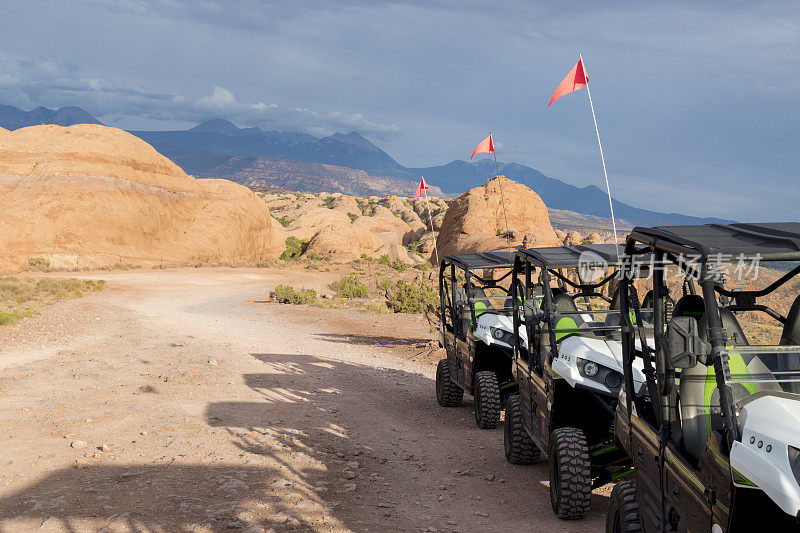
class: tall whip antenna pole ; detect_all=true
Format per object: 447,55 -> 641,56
491,133 -> 512,251
581,54 -> 620,263
422,177 -> 440,268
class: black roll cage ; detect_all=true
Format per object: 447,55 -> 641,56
438,257 -> 517,337
619,229 -> 800,452
510,253 -> 620,373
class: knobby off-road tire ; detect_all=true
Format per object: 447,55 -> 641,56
504,394 -> 541,464
549,427 -> 592,520
473,371 -> 501,429
436,359 -> 463,407
606,479 -> 643,533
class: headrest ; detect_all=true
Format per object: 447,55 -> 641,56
673,295 -> 705,319
466,284 -> 487,300
641,290 -> 654,309
553,293 -> 579,314
781,295 -> 800,346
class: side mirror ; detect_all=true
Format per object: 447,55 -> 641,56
523,299 -> 544,325
666,316 -> 709,369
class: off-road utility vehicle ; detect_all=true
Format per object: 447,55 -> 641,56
437,252 -> 522,428
505,244 -> 653,519
610,222 -> 800,532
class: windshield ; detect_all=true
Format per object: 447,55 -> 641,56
722,345 -> 800,404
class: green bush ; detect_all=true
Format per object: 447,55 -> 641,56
391,258 -> 410,272
415,262 -> 432,271
374,254 -> 409,272
0,309 -> 32,326
275,215 -> 294,227
270,284 -> 317,304
330,273 -> 369,299
322,196 -> 336,209
27,257 -> 50,269
280,236 -> 308,260
406,241 -> 421,254
347,213 -> 359,222
386,279 -> 437,314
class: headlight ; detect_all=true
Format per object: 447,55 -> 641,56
604,371 -> 622,389
492,328 -> 505,340
583,361 -> 599,377
789,446 -> 800,485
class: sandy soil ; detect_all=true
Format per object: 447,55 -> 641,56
0,268 -> 607,532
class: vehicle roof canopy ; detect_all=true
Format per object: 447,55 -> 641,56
442,251 -> 516,271
516,244 -> 623,269
628,223 -> 800,261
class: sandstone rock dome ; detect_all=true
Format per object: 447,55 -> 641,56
0,124 -> 281,270
433,177 -> 561,262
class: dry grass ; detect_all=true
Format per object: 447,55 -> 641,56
0,277 -> 105,326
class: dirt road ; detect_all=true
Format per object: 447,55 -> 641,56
0,269 -> 607,532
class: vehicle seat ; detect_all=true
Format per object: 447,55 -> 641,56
778,295 -> 800,393
679,308 -> 780,463
672,294 -> 705,319
603,288 -> 643,327
469,285 -> 491,319
553,293 -> 586,341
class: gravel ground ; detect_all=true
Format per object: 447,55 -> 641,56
0,268 -> 607,532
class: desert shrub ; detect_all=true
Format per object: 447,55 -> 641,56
415,262 -> 432,271
322,196 -> 336,209
347,213 -> 359,222
97,262 -> 141,271
374,254 -> 409,272
27,257 -> 51,270
364,301 -> 390,313
275,215 -> 294,228
391,258 -> 410,272
385,279 -> 437,314
280,236 -> 308,260
330,274 -> 369,299
269,284 -> 317,304
377,276 -> 391,292
406,241 -> 421,254
0,309 -> 32,326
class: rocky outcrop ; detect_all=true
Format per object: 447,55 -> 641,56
433,177 -> 561,261
0,124 -> 281,270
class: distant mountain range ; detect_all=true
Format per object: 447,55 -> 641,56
0,104 -> 103,130
0,104 -> 732,226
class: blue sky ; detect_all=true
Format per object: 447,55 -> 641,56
1,1 -> 798,220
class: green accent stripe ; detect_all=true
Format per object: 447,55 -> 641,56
591,445 -> 620,458
665,448 -> 704,492
631,415 -> 657,444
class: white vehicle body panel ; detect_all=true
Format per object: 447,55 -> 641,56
730,395 -> 800,517
552,335 -> 649,395
474,314 -> 526,350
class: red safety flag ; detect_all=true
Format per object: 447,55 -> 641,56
412,176 -> 429,200
548,58 -> 588,107
470,134 -> 494,160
